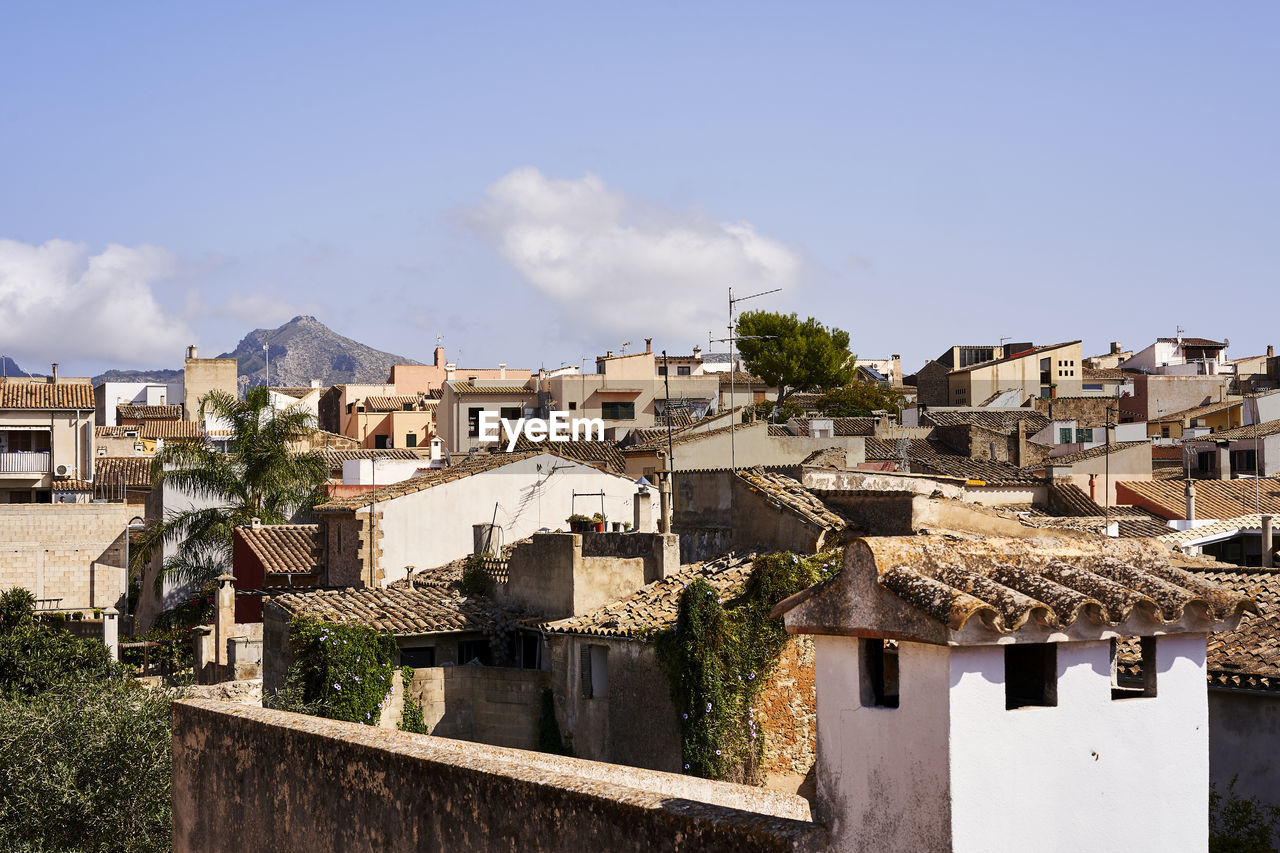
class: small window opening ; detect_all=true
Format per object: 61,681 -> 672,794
861,639 -> 899,708
579,644 -> 608,698
1111,637 -> 1157,699
1005,643 -> 1057,709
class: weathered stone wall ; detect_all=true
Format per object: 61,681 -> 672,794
547,633 -> 817,796
0,503 -> 133,611
1211,689 -> 1280,810
171,699 -> 824,853
409,665 -> 550,749
730,476 -> 826,555
1031,396 -> 1114,426
320,511 -> 380,588
914,361 -> 950,407
672,468 -> 813,561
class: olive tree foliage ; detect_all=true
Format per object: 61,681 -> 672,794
137,385 -> 329,599
734,311 -> 855,414
0,587 -> 172,852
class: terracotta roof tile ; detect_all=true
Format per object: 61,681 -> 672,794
117,404 -> 181,420
504,437 -> 626,475
268,584 -> 524,636
1082,367 -> 1126,380
786,417 -> 878,437
0,380 -> 94,409
236,524 -> 322,575
1157,337 -> 1226,347
93,456 -> 153,488
736,468 -> 849,532
363,395 -> 436,412
1118,479 -> 1280,520
546,553 -> 758,637
315,452 -> 544,511
864,437 -> 1040,484
856,535 -> 1253,636
1048,441 -> 1151,466
1151,399 -> 1241,424
922,410 -> 1050,433
139,421 -> 204,440
1188,418 -> 1280,442
445,382 -> 534,395
310,447 -> 433,473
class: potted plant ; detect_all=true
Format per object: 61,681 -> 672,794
566,514 -> 594,533
592,512 -> 606,532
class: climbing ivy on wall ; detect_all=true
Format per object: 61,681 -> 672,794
656,550 -> 841,784
283,618 -> 397,725
398,666 -> 430,735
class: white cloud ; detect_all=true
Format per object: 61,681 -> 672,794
471,168 -> 801,346
0,239 -> 193,367
216,293 -> 301,327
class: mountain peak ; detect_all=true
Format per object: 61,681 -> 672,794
218,316 -> 421,388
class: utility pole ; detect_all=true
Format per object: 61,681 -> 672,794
724,285 -> 781,472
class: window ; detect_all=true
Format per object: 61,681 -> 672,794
500,406 -> 522,421
861,639 -> 899,708
1005,643 -> 1057,709
467,407 -> 484,437
1076,428 -> 1092,443
400,647 -> 435,668
677,365 -> 691,376
1039,386 -> 1052,398
402,403 -> 413,411
1160,426 -> 1170,439
1059,428 -> 1073,444
1198,451 -> 1216,473
657,366 -> 667,375
601,402 -> 635,420
568,402 -> 577,410
1111,637 -> 1157,699
519,634 -> 541,670
458,640 -> 491,666
580,644 -> 608,699
1083,383 -> 1103,392
346,403 -> 355,414
405,433 -> 417,448
1232,449 -> 1258,475
374,435 -> 390,449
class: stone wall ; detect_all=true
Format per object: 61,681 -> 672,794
1209,689 -> 1280,810
1031,396 -> 1115,426
171,699 -> 824,853
547,633 -> 817,796
320,510 -> 381,588
409,665 -> 550,749
671,467 -> 812,562
0,503 -> 134,611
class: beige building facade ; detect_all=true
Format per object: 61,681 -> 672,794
0,374 -> 96,503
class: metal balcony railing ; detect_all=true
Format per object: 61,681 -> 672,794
0,451 -> 50,473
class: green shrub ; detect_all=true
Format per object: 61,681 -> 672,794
0,587 -> 35,633
397,665 -> 430,734
656,550 -> 841,783
1211,776 -> 1280,853
458,555 -> 492,597
0,680 -> 172,853
281,618 -> 396,725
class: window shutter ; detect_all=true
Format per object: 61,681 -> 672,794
580,645 -> 593,698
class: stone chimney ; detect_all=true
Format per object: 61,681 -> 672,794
693,346 -> 702,359
1264,516 -> 1275,569
1217,442 -> 1231,480
49,363 -> 58,384
1015,419 -> 1028,467
102,607 -> 119,661
606,350 -> 614,358
251,517 -> 262,529
1185,480 -> 1197,522
645,337 -> 652,354
1269,345 -> 1275,358
499,363 -> 507,380
434,346 -> 445,367
187,345 -> 198,360
214,574 -> 236,667
1111,341 -> 1122,355
445,363 -> 456,381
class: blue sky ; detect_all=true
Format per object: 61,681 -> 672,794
1,2 -> 1276,377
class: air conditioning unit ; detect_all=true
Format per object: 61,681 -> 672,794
54,464 -> 72,477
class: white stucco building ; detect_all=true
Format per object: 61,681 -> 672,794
315,451 -> 654,587
775,534 -> 1254,853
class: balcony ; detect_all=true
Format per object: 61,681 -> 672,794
0,452 -> 50,474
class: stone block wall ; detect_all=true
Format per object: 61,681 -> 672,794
171,699 -> 823,853
0,503 -> 133,611
321,510 -> 382,588
409,665 -> 550,750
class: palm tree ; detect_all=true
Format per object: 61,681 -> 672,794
138,386 -> 329,606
